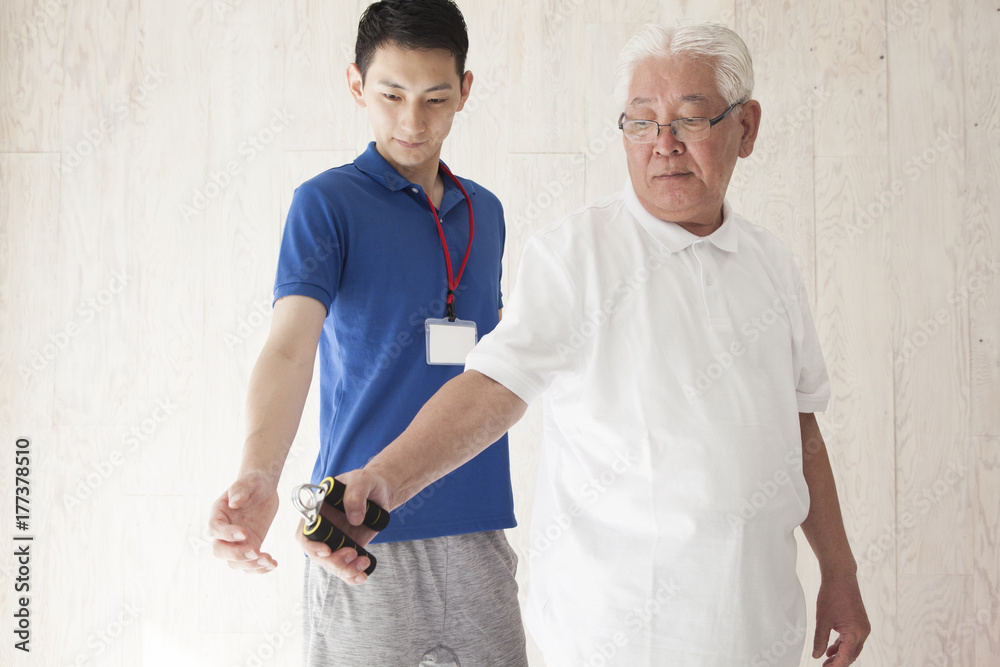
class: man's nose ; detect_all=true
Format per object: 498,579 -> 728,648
401,103 -> 426,134
653,124 -> 685,155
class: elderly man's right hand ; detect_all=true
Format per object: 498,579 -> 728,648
295,468 -> 393,585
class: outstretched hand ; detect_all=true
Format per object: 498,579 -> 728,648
813,573 -> 870,666
208,471 -> 280,573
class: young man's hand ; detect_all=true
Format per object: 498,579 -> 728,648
208,470 -> 280,573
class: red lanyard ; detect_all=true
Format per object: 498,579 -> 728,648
425,163 -> 474,321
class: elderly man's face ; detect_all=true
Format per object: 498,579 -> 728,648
623,54 -> 760,235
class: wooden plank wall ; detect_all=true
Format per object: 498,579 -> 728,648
0,0 -> 997,665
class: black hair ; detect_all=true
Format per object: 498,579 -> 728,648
355,0 -> 469,82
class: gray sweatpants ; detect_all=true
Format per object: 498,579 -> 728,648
302,530 -> 528,667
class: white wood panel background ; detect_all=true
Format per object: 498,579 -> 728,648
0,0 -> 997,665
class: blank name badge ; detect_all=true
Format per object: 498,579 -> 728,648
425,318 -> 478,365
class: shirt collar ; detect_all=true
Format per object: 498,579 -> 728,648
354,142 -> 414,191
353,142 -> 475,216
623,178 -> 739,254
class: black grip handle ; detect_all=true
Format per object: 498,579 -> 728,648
320,476 -> 391,532
302,515 -> 377,576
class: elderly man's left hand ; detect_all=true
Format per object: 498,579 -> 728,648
812,572 -> 870,666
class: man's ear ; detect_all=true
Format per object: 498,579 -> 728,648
347,63 -> 366,108
737,99 -> 762,159
455,70 -> 474,112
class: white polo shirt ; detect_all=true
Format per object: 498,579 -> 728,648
466,182 -> 830,666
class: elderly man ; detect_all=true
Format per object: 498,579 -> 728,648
327,22 -> 870,667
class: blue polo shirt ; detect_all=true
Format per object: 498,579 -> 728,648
274,142 -> 515,543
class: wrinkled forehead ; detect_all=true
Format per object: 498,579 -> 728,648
626,54 -> 723,110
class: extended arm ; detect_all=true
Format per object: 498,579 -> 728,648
342,369 -> 526,519
236,296 -> 326,484
311,369 -> 526,584
798,413 -> 871,665
207,295 -> 326,572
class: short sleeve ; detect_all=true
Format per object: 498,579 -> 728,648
273,182 -> 346,313
465,231 -> 582,405
790,269 -> 830,413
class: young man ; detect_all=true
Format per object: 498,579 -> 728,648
208,2 -> 527,664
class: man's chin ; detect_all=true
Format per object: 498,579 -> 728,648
643,199 -> 720,228
643,194 -> 697,221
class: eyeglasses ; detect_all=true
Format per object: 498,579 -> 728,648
618,102 -> 744,143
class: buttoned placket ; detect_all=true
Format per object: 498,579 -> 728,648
409,184 -> 459,221
690,240 -> 729,327
411,185 -> 441,220
408,180 -> 474,315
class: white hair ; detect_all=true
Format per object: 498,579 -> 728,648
614,23 -> 754,110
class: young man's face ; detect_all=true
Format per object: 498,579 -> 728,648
348,43 -> 472,182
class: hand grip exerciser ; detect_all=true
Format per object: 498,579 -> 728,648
291,476 -> 390,576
